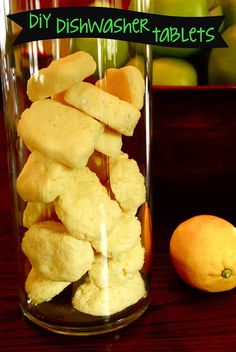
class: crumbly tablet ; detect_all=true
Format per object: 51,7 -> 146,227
95,127 -> 122,157
109,153 -> 146,213
55,167 -> 122,241
25,268 -> 70,305
72,272 -> 146,316
64,82 -> 141,136
16,151 -> 75,202
17,100 -> 104,168
96,66 -> 145,110
21,221 -> 94,282
91,213 -> 141,259
88,245 -> 144,288
27,51 -> 96,102
87,255 -> 131,288
109,239 -> 145,272
23,201 -> 56,228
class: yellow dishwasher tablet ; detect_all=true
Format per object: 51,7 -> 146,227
17,100 -> 104,169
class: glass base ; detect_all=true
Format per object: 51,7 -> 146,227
21,297 -> 151,336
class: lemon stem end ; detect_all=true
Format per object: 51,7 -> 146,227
222,268 -> 232,279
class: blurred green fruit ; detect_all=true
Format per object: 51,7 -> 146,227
151,0 -> 209,58
209,4 -> 224,31
208,0 -> 221,9
153,46 -> 200,59
130,0 -> 209,58
150,0 -> 209,18
220,0 -> 236,29
152,57 -> 198,86
128,0 -> 149,12
126,55 -> 145,76
71,38 -> 129,78
208,23 -> 236,84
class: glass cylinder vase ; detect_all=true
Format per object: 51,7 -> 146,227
0,0 -> 153,335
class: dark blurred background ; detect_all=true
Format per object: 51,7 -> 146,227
152,87 -> 236,231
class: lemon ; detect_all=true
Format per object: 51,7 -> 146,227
170,215 -> 236,292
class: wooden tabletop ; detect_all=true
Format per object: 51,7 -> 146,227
1,88 -> 236,351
